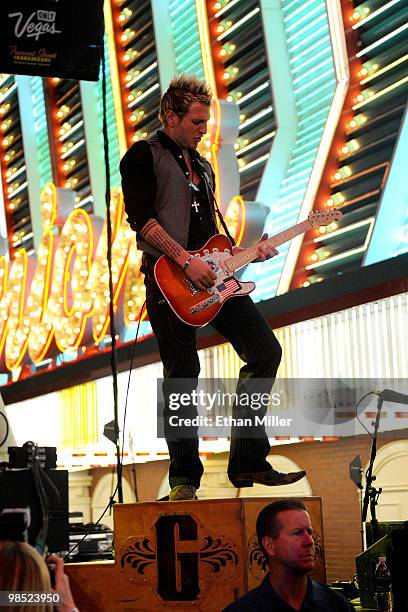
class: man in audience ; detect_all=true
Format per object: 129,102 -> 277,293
223,499 -> 355,611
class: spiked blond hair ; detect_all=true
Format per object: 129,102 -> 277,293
159,74 -> 212,126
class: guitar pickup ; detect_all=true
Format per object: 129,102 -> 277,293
189,295 -> 220,314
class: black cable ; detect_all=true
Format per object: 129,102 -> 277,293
63,486 -> 117,561
101,31 -> 122,503
130,461 -> 138,503
33,479 -> 49,551
355,391 -> 376,438
109,466 -> 115,514
354,391 -> 379,526
63,29 -> 146,551
63,40 -> 126,559
38,466 -> 62,505
63,301 -> 146,559
0,412 -> 9,447
119,302 -> 146,503
28,444 -> 50,555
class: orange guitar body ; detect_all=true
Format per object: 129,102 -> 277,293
154,210 -> 343,327
154,235 -> 255,327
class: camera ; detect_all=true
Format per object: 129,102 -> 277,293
0,507 -> 30,542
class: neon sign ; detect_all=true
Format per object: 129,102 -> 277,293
0,183 -> 146,374
0,156 -> 250,375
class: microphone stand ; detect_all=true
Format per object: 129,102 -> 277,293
349,455 -> 364,551
362,394 -> 383,543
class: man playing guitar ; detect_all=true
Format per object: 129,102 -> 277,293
120,75 -> 307,501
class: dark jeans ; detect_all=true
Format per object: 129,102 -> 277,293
146,277 -> 282,489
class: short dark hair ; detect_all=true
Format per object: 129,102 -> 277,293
159,74 -> 212,125
256,500 -> 307,556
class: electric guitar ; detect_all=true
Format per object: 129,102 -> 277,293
154,209 -> 342,327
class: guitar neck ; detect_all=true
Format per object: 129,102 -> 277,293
225,219 -> 312,272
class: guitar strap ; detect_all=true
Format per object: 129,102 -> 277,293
192,153 -> 236,246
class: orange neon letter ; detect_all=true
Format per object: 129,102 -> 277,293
46,208 -> 103,352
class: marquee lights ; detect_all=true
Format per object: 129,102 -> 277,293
0,184 -> 147,374
122,240 -> 146,327
204,98 -> 246,244
46,208 -> 97,352
86,188 -> 145,342
27,231 -> 57,364
223,196 -> 246,245
108,0 -> 162,150
3,250 -> 37,371
0,168 -> 255,374
197,0 -> 276,248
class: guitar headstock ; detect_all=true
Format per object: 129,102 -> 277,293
308,209 -> 342,227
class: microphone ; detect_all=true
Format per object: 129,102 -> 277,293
373,389 -> 408,405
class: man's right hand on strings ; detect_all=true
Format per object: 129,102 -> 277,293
185,257 -> 217,290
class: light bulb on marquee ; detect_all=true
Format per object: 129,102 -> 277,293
0,180 -> 162,373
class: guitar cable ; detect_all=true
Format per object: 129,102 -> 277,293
63,300 -> 146,561
63,36 -> 145,556
121,300 -> 146,501
161,300 -> 197,347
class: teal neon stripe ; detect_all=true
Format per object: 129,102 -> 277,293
169,0 -> 204,77
241,0 -> 337,300
364,107 -> 408,263
30,77 -> 52,187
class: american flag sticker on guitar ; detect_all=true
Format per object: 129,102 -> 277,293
216,277 -> 240,299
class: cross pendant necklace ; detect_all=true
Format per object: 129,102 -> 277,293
190,180 -> 200,213
183,151 -> 200,213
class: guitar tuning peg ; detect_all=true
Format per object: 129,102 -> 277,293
212,248 -> 219,252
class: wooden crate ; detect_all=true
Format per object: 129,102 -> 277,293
66,496 -> 324,611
